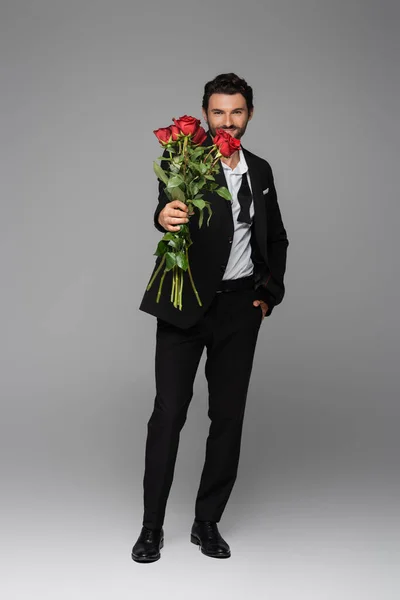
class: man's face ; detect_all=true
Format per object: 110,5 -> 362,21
202,93 -> 253,140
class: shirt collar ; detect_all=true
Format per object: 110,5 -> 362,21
221,147 -> 248,175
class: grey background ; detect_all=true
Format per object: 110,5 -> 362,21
1,0 -> 399,598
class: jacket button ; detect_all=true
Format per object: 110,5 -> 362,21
228,237 -> 233,244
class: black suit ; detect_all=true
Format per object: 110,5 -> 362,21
139,131 -> 289,530
139,131 -> 288,328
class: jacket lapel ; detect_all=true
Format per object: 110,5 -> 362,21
242,147 -> 268,262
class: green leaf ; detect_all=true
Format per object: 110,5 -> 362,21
215,186 -> 232,201
165,252 -> 177,271
166,238 -> 179,249
176,252 -> 188,270
167,174 -> 184,189
163,187 -> 172,201
198,176 -> 206,188
153,161 -> 169,185
190,147 -> 205,160
188,162 -> 199,175
162,232 -> 176,241
170,186 -> 185,202
169,156 -> 183,173
192,198 -> 206,210
168,235 -> 183,251
169,163 -> 180,174
154,240 -> 168,256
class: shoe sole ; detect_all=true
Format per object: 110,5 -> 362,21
190,534 -> 231,558
131,538 -> 164,563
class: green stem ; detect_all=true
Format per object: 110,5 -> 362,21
146,254 -> 166,291
170,266 -> 175,303
176,268 -> 179,309
182,136 -> 188,179
210,155 -> 221,169
174,266 -> 178,308
203,145 -> 216,163
186,247 -> 202,306
203,153 -> 222,179
156,267 -> 167,303
179,267 -> 184,310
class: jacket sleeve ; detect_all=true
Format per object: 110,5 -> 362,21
153,148 -> 171,233
257,163 -> 289,316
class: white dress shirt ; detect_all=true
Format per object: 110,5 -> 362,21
220,148 -> 254,280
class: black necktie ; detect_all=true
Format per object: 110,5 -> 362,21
237,172 -> 252,225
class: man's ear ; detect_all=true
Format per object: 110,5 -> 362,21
248,108 -> 254,121
202,108 -> 208,124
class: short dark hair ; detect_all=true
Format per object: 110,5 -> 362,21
202,73 -> 254,113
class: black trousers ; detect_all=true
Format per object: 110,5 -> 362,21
142,284 -> 263,530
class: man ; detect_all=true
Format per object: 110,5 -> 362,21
131,73 -> 289,562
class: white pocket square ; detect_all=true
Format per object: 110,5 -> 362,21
262,187 -> 269,195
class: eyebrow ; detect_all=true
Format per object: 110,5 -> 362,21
210,108 -> 245,112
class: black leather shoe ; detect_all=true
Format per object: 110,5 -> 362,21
131,526 -> 164,563
190,520 -> 231,558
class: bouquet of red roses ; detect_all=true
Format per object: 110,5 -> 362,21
146,115 -> 240,310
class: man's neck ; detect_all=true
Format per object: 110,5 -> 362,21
220,150 -> 240,171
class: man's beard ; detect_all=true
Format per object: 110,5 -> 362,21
207,121 -> 248,140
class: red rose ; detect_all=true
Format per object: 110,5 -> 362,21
213,129 -> 241,157
191,126 -> 207,145
173,115 -> 201,136
170,124 -> 181,141
153,126 -> 172,144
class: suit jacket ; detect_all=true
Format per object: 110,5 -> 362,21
139,130 -> 289,329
